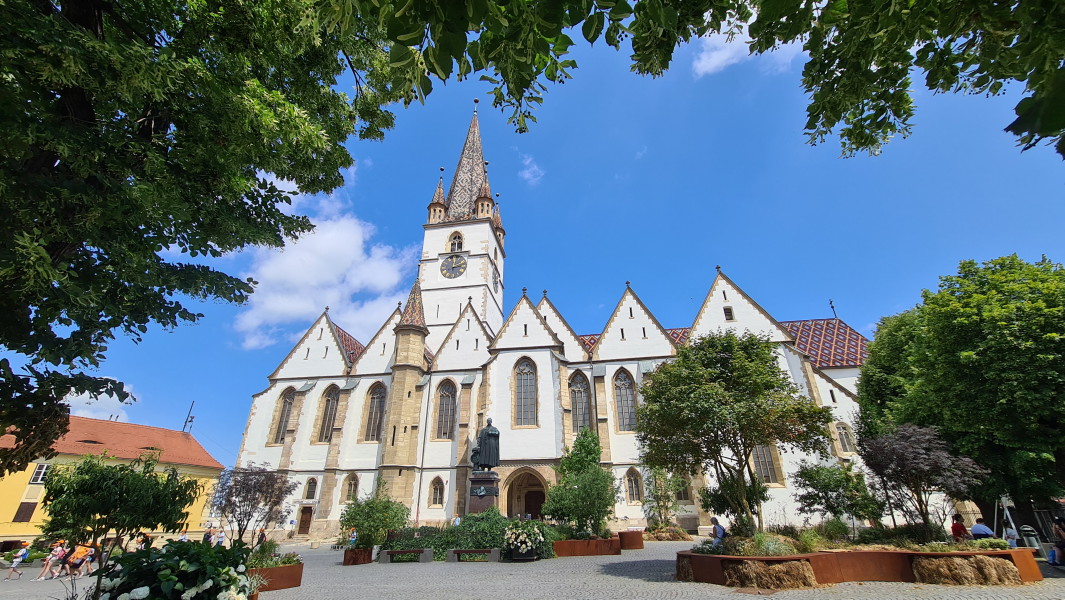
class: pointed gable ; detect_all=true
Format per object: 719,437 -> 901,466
690,270 -> 794,343
268,311 -> 351,380
351,308 -> 402,375
491,291 -> 563,351
445,111 -> 486,220
432,302 -> 493,371
536,294 -> 586,360
594,285 -> 675,361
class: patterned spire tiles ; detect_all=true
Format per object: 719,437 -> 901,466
332,323 -> 366,365
431,178 -> 445,205
445,113 -> 486,220
399,279 -> 427,329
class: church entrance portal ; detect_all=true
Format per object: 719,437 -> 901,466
505,471 -> 547,519
297,506 -> 313,534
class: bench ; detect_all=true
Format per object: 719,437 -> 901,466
382,549 -> 433,563
446,548 -> 500,562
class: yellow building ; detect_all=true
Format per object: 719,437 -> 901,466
0,416 -> 223,545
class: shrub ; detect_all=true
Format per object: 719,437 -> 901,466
793,529 -> 828,554
338,481 -> 409,549
814,517 -> 849,541
542,429 -> 619,535
502,520 -> 553,559
690,540 -> 727,555
99,541 -> 252,600
749,532 -> 798,556
972,538 -> 1010,550
766,524 -> 801,539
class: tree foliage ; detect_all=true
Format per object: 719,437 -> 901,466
792,461 -> 884,522
641,466 -> 686,528
0,0 -> 406,475
858,255 -> 1065,505
860,424 -> 987,527
542,428 -> 619,535
211,463 -> 298,543
322,0 -> 1065,156
41,453 -> 201,598
338,479 -> 410,549
637,331 -> 833,531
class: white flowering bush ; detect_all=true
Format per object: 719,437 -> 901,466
502,520 -> 550,558
98,541 -> 253,600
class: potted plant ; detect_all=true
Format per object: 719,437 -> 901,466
542,429 -> 621,556
245,540 -> 304,591
503,520 -> 547,561
338,481 -> 409,565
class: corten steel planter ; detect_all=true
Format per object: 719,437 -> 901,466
676,548 -> 1042,587
248,563 -> 304,591
618,530 -> 644,550
552,538 -> 622,557
343,548 -> 373,565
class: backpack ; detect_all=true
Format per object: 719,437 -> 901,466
714,524 -> 728,539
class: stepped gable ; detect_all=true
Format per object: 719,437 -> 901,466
445,111 -> 486,220
0,416 -> 223,469
780,318 -> 869,368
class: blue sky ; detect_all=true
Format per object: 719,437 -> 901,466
56,37 -> 1063,468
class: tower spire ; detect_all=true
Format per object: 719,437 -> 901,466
445,105 -> 486,219
397,278 -> 427,332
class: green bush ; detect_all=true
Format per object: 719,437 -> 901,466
766,524 -> 801,539
858,523 -> 947,544
748,532 -> 798,556
815,517 -> 850,541
793,529 -> 828,553
379,508 -> 514,561
99,541 -> 252,600
690,540 -> 727,555
338,481 -> 410,549
972,538 -> 1010,550
502,520 -> 553,559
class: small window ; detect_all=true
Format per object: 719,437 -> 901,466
523,324 -> 528,336
722,290 -> 728,301
449,232 -> 463,252
620,328 -> 626,340
29,464 -> 50,485
304,348 -> 310,359
676,486 -> 691,502
836,422 -> 857,453
346,475 -> 360,502
642,327 -> 647,338
13,502 -> 36,523
323,347 -> 329,358
430,478 -> 445,507
625,469 -> 642,503
723,307 -> 735,321
318,328 -> 323,340
305,478 -> 318,500
628,307 -> 633,318
829,389 -> 837,403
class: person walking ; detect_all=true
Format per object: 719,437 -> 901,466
33,541 -> 64,581
3,542 -> 30,581
214,527 -> 226,548
203,527 -> 214,544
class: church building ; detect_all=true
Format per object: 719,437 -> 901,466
236,110 -> 869,538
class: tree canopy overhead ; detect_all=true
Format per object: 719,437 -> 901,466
331,0 -> 1065,157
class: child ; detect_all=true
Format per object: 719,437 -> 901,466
3,542 -> 29,580
33,541 -> 64,581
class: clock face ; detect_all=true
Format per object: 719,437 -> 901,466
440,254 -> 467,279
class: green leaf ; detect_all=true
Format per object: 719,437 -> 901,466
582,12 -> 605,43
389,44 -> 414,67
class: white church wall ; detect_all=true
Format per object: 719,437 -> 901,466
595,291 -> 675,362
821,366 -> 860,395
602,362 -> 643,465
414,468 -> 457,524
489,349 -> 564,461
690,277 -> 790,343
271,316 -> 349,380
335,378 -> 388,471
536,298 -> 586,361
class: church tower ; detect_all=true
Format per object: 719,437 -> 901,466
379,279 -> 430,504
419,103 -> 506,352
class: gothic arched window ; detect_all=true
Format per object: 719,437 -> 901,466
514,359 -> 537,426
625,468 -> 643,503
836,422 -> 857,453
318,386 -> 340,443
345,474 -> 359,502
365,384 -> 387,442
570,372 -> 591,433
752,445 -> 784,484
449,232 -> 463,252
430,477 -> 445,507
436,380 -> 457,439
614,370 -> 637,431
305,477 -> 318,500
273,388 -> 296,444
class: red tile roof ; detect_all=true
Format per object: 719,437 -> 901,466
666,327 -> 691,346
332,323 -> 366,365
578,333 -> 600,351
780,318 -> 869,368
0,416 -> 223,470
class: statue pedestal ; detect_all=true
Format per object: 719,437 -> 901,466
467,470 -> 501,515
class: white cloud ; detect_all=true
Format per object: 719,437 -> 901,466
65,382 -> 132,422
517,153 -> 545,186
235,215 -> 416,349
692,29 -> 804,78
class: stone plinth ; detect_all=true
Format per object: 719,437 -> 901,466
468,470 -> 500,514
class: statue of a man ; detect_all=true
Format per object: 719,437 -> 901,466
473,417 -> 500,471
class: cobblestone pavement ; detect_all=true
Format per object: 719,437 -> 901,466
4,541 -> 1064,600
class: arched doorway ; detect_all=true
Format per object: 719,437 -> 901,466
505,470 -> 548,519
297,506 -> 313,534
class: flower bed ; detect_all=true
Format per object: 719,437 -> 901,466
676,548 -> 1042,588
248,563 -> 304,591
553,538 -> 621,557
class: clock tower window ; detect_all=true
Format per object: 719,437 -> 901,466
449,232 -> 463,252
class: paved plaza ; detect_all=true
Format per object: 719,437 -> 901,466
4,540 -> 1064,600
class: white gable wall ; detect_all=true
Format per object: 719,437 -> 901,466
595,291 -> 675,361
690,277 -> 790,342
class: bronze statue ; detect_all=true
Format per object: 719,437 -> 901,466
472,417 -> 500,471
